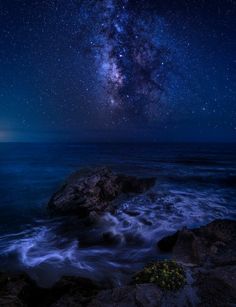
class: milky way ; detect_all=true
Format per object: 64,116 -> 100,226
0,0 -> 235,141
77,0 -> 176,124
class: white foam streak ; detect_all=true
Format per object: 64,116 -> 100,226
0,186 -> 234,286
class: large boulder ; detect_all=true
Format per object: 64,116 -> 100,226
157,219 -> 236,266
48,167 -> 155,217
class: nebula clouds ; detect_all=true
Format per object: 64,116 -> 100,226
78,0 -> 175,124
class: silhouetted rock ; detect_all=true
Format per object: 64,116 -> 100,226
157,231 -> 179,252
88,284 -> 163,307
2,219 -> 235,306
195,265 -> 236,306
88,277 -> 198,307
48,276 -> 100,307
102,231 -> 122,245
48,167 -> 155,217
157,219 -> 236,266
0,273 -> 100,307
0,272 -> 37,307
156,219 -> 236,306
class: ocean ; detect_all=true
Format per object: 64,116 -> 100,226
0,142 -> 235,287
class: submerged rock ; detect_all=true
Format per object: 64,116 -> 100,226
48,167 -> 155,217
102,231 -> 123,245
157,219 -> 236,266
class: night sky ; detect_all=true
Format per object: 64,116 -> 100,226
0,0 -> 235,142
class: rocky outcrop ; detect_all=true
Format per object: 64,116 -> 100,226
157,219 -> 236,306
0,272 -> 35,307
0,272 -> 194,307
89,270 -> 198,307
1,219 -> 235,306
0,273 -> 100,307
47,276 -> 100,307
88,284 -> 163,307
195,265 -> 236,307
48,167 -> 155,217
157,219 -> 236,266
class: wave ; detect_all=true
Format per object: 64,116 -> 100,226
0,186 -> 235,287
163,173 -> 236,188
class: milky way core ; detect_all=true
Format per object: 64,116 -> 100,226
78,0 -> 176,124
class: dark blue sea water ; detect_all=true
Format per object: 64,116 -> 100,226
0,143 -> 236,287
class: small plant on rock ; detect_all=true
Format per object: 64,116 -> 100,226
134,260 -> 186,291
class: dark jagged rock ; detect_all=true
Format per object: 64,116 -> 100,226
0,273 -> 100,307
102,231 -> 122,245
0,268 -> 196,307
0,272 -> 38,307
157,231 -> 179,252
88,277 -> 198,307
157,219 -> 236,266
195,265 -> 236,307
88,284 -> 163,307
2,219 -> 235,307
48,167 -> 155,217
157,219 -> 236,305
48,276 -> 100,307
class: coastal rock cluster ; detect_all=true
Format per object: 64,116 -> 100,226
48,167 -> 156,217
158,219 -> 236,266
158,219 -> 236,306
1,167 -> 235,306
1,219 -> 235,306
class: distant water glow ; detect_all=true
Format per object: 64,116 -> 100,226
0,131 -> 10,142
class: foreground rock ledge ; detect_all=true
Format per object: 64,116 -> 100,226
0,273 -> 100,307
157,219 -> 236,266
157,219 -> 236,306
1,220 -> 235,306
48,167 -> 156,217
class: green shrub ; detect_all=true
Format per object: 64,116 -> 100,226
134,260 -> 185,291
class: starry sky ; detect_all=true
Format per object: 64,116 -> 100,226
0,0 -> 235,142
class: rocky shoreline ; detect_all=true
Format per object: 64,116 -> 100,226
48,167 -> 156,218
1,167 -> 235,306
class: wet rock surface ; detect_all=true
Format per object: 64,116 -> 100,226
48,167 -> 156,217
47,276 -> 100,307
157,219 -> 236,266
0,272 -> 36,307
1,218 -> 236,307
0,273 -> 100,307
157,219 -> 236,306
195,265 -> 236,307
0,271 -> 198,307
88,284 -> 163,307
